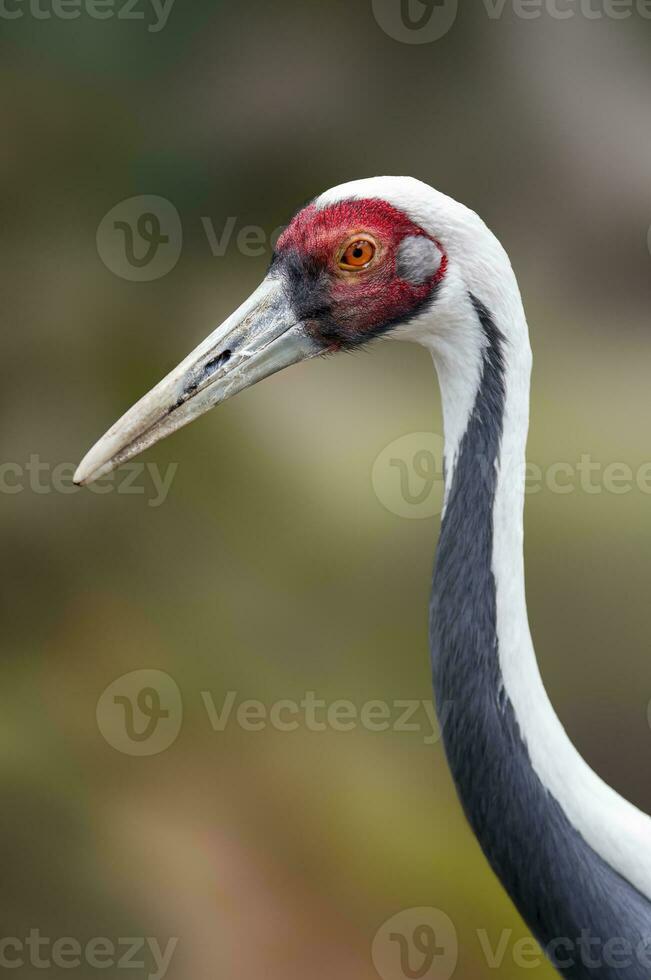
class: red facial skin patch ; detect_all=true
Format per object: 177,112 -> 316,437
275,198 -> 447,347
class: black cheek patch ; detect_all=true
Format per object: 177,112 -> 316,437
279,250 -> 332,320
276,249 -> 347,349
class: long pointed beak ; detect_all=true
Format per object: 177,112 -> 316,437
74,274 -> 319,486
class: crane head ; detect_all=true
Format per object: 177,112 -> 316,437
74,176 -> 497,486
271,195 -> 446,351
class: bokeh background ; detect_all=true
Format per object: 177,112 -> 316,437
2,2 -> 651,977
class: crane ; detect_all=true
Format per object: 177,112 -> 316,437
75,177 -> 651,978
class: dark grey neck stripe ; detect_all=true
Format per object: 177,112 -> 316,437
429,295 -> 651,979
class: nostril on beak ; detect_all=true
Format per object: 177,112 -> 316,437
203,349 -> 232,379
178,350 -> 233,408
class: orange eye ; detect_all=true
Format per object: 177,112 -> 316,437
338,237 -> 377,270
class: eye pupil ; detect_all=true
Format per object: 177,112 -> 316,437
339,237 -> 376,270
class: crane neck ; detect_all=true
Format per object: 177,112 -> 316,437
426,288 -> 651,965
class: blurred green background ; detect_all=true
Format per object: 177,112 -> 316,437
2,1 -> 651,977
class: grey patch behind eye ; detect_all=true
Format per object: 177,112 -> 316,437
396,236 -> 442,285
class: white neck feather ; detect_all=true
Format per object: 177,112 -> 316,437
430,273 -> 651,904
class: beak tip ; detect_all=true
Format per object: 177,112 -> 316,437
74,453 -> 110,487
73,463 -> 91,487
